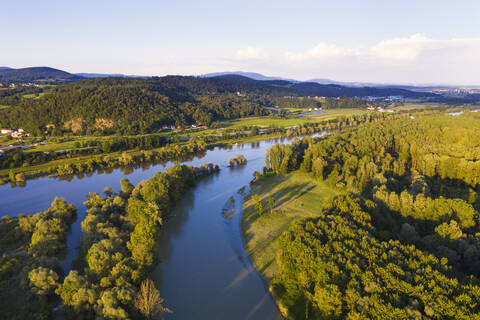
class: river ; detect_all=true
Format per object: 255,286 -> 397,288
0,136 -> 312,319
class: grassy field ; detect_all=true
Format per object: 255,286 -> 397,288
309,108 -> 368,120
0,136 -> 10,144
222,108 -> 367,129
25,136 -> 104,153
22,92 -> 47,99
222,117 -> 316,128
0,105 -> 10,109
392,103 -> 441,111
242,171 -> 340,281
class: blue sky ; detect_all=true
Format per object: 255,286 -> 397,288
2,0 -> 480,84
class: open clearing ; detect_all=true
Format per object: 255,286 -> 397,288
223,108 -> 368,129
242,171 -> 340,281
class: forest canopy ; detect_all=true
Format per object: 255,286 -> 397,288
261,111 -> 480,319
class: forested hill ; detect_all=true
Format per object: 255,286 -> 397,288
0,75 -> 437,135
0,67 -> 84,83
0,76 -> 276,135
211,74 -> 437,98
291,82 -> 436,98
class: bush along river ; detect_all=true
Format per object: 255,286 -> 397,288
0,135 -> 322,319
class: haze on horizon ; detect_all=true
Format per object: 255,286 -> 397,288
2,0 -> 480,86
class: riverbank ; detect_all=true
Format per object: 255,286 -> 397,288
0,107 -> 437,184
0,131 -> 290,184
241,171 -> 340,317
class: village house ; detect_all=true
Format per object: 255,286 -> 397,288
1,128 -> 31,137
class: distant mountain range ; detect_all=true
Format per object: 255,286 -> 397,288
208,74 -> 436,98
0,67 -> 149,83
201,71 -> 299,83
0,66 -> 467,95
0,67 -> 84,83
202,71 -> 479,90
75,73 -> 148,78
75,73 -> 125,78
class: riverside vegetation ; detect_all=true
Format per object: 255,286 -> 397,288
244,111 -> 480,319
0,106 -> 445,184
0,163 -> 219,319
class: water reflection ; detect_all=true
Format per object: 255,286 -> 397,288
222,196 -> 236,220
152,186 -> 195,289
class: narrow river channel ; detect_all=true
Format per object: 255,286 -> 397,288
0,136 -> 315,319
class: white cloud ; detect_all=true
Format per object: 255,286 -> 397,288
283,34 -> 480,63
236,46 -> 269,60
223,35 -> 480,85
285,43 -> 359,61
369,34 -> 434,61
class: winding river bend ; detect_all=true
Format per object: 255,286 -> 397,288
0,137 -> 308,319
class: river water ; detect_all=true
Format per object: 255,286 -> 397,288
0,137 -> 310,319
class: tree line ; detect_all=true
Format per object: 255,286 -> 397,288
57,163 -> 218,319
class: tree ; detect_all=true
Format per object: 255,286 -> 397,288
128,222 -> 157,267
252,195 -> 263,216
56,270 -> 96,310
268,198 -> 275,214
134,279 -> 171,320
120,178 -> 134,196
9,170 -> 15,182
28,267 -> 59,295
103,186 -> 114,197
236,154 -> 247,165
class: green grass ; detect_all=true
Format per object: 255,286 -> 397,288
282,107 -> 305,112
242,171 -> 340,281
22,92 -> 46,99
220,109 -> 366,129
392,103 -> 441,111
0,105 -> 10,110
26,133 -> 167,153
0,136 -> 11,144
222,117 -> 314,128
25,136 -> 101,153
308,108 -> 367,120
